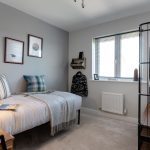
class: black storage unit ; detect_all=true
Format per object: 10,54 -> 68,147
138,22 -> 150,150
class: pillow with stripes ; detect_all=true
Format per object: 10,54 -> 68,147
23,75 -> 46,92
0,74 -> 11,100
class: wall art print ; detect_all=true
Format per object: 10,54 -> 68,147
4,37 -> 24,64
28,34 -> 43,58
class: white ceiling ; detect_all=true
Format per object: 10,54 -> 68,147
0,0 -> 150,32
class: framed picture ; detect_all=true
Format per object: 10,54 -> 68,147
28,34 -> 43,58
4,37 -> 24,64
94,74 -> 99,80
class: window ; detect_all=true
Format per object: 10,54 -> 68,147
99,36 -> 115,77
94,31 -> 139,79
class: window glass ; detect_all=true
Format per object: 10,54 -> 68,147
94,31 -> 139,79
120,32 -> 139,78
98,36 -> 115,77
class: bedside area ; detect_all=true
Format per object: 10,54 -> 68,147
0,129 -> 14,150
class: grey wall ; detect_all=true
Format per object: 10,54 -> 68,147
69,11 -> 150,118
0,2 -> 69,93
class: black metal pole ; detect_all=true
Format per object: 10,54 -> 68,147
78,109 -> 80,125
138,25 -> 141,150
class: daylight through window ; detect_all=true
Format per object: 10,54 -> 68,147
94,31 -> 139,79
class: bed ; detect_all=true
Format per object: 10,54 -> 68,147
0,91 -> 82,136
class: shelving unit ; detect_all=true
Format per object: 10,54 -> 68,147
70,57 -> 86,69
138,22 -> 150,150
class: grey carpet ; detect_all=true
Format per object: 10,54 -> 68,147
14,114 -> 137,150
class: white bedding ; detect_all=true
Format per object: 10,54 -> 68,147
0,91 -> 82,135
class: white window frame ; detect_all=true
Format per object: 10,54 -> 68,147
94,30 -> 139,80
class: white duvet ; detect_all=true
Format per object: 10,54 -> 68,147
0,91 -> 82,135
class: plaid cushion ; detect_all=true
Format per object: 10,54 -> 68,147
23,75 -> 46,92
0,74 -> 11,99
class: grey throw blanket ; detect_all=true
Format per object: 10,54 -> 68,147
28,91 -> 77,135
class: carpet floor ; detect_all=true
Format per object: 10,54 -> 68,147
14,114 -> 138,150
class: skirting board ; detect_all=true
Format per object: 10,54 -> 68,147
81,107 -> 138,124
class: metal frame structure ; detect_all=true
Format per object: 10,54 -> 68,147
138,22 -> 150,150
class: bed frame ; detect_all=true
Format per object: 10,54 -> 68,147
77,109 -> 80,124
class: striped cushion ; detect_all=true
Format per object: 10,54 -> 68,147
0,75 -> 11,99
23,75 -> 46,92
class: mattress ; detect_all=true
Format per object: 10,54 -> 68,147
0,92 -> 82,135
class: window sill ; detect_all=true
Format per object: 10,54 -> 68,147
89,79 -> 139,83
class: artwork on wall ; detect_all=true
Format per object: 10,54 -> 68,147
4,37 -> 24,64
28,34 -> 43,58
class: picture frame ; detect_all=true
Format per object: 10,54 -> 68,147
4,37 -> 24,64
94,74 -> 99,80
28,34 -> 43,58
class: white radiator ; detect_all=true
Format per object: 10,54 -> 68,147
102,92 -> 126,115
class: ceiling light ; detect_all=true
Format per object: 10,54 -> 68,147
74,0 -> 85,8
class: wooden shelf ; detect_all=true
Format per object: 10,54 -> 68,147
70,58 -> 86,69
141,127 -> 150,137
141,142 -> 150,150
139,126 -> 150,143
